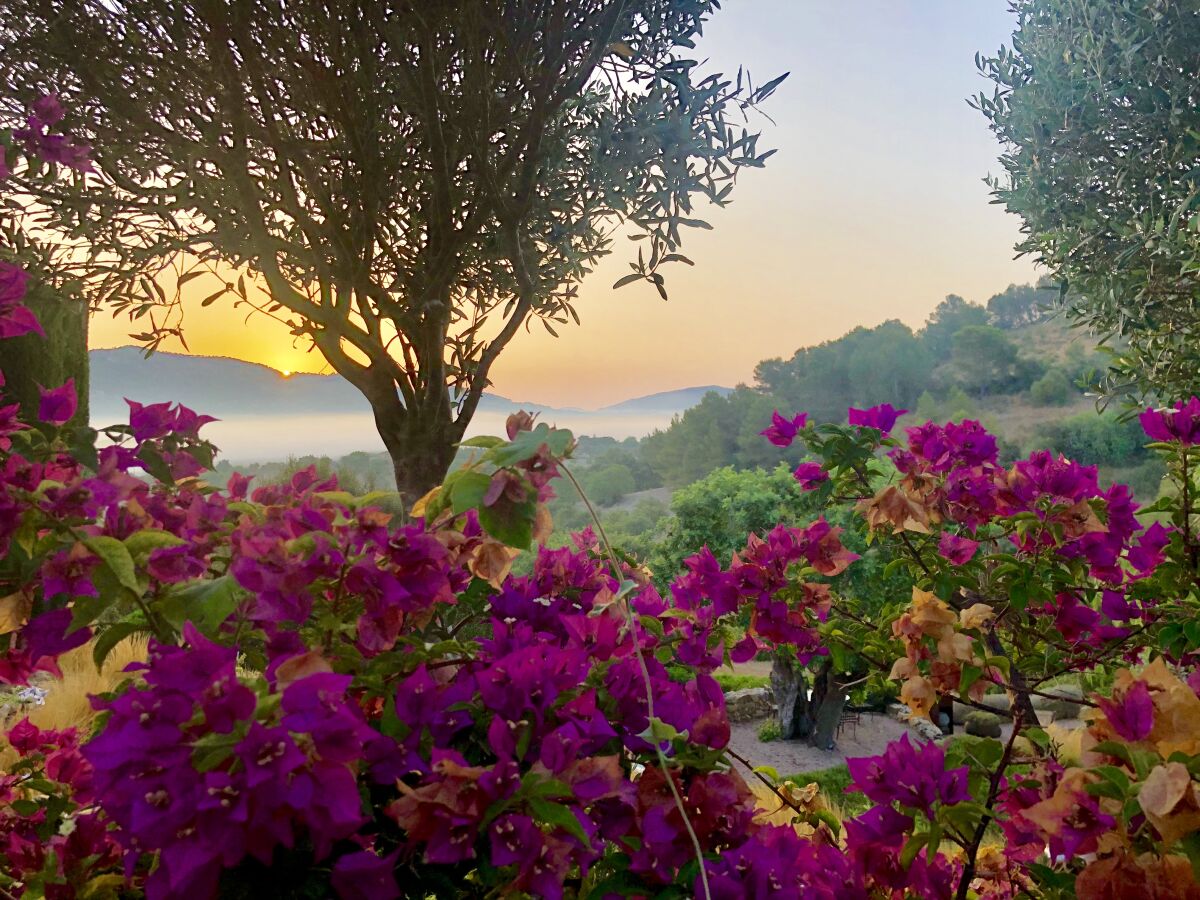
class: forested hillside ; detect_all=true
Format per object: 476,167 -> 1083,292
230,281 -> 1163,562
538,281 -> 1163,558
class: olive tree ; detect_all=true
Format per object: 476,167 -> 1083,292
0,0 -> 784,504
976,0 -> 1200,404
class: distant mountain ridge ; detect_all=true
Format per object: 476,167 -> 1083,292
598,386 -> 733,414
88,347 -> 732,421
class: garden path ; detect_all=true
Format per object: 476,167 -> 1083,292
727,713 -> 912,776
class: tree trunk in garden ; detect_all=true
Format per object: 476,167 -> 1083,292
809,664 -> 849,751
370,398 -> 458,513
770,651 -> 811,740
771,652 -> 849,747
0,285 -> 88,428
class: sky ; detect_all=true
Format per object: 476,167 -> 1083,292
88,0 -> 1039,408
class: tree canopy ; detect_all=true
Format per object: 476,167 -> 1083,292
0,0 -> 784,503
754,320 -> 934,421
977,0 -> 1200,402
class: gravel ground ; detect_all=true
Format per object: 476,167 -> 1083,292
728,713 -> 914,775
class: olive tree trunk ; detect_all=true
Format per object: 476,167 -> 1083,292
770,652 -> 848,749
365,390 -> 458,513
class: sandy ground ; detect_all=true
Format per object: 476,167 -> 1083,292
728,713 -> 914,775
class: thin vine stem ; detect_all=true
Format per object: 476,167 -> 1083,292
723,745 -> 816,822
559,462 -> 713,900
954,710 -> 1025,900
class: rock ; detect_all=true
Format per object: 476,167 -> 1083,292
887,702 -> 911,721
725,687 -> 774,723
910,718 -> 944,742
1036,684 -> 1084,721
964,711 -> 1002,738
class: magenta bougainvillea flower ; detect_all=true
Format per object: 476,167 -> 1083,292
792,461 -> 828,490
30,93 -> 66,126
15,93 -> 93,174
37,378 -> 77,425
1096,679 -> 1154,742
0,261 -> 42,339
0,262 -> 30,307
847,403 -> 907,433
937,531 -> 979,565
331,848 -> 401,900
760,409 -> 807,446
846,733 -> 971,814
1140,396 -> 1200,445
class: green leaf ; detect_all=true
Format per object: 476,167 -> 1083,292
958,665 -> 983,698
522,775 -> 573,800
158,575 -> 245,633
638,615 -> 664,639
83,536 -> 141,597
641,716 -> 683,744
477,496 -> 536,549
1024,727 -> 1051,750
899,831 -> 929,869
354,490 -> 402,508
123,529 -> 186,559
527,798 -> 592,850
1093,765 -> 1132,793
813,809 -> 842,836
1092,741 -> 1134,767
313,490 -> 356,507
964,736 -> 1004,769
489,423 -> 574,467
135,443 -> 175,485
449,471 -> 492,514
458,436 -> 506,449
1180,832 -> 1200,884
93,622 -> 148,669
69,592 -> 112,633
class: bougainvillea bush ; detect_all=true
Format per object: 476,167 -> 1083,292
4,98 -> 1200,900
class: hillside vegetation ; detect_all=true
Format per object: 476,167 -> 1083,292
233,282 -> 1164,563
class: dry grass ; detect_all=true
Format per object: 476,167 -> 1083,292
747,773 -> 855,833
0,637 -> 148,766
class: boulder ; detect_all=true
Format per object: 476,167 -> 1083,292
725,687 -> 774,723
1031,684 -> 1084,721
964,711 -> 1003,738
887,702 -> 911,721
952,701 -> 971,725
910,718 -> 944,742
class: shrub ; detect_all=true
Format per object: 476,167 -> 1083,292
757,719 -> 783,742
964,712 -> 1003,738
1029,368 -> 1077,406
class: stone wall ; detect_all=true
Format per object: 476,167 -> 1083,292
724,687 -> 774,722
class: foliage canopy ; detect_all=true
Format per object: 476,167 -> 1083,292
977,0 -> 1200,403
0,0 -> 784,501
